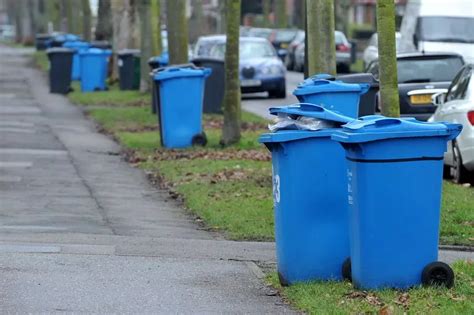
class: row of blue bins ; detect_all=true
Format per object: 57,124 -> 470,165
259,78 -> 462,290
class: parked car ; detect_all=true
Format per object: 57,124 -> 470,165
399,0 -> 474,64
0,24 -> 15,41
429,64 -> 474,183
366,52 -> 465,121
245,27 -> 273,40
293,31 -> 352,73
195,35 -> 286,98
363,32 -> 401,69
285,30 -> 305,70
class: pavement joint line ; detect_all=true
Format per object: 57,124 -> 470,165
0,121 -> 35,128
0,148 -> 68,155
0,244 -> 61,253
0,107 -> 41,114
0,175 -> 22,182
0,127 -> 36,134
245,261 -> 266,280
0,161 -> 33,168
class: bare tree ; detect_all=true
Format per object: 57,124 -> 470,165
82,0 -> 92,41
274,0 -> 287,28
150,0 -> 162,56
110,0 -> 134,81
138,0 -> 152,92
376,0 -> 400,117
306,0 -> 336,76
262,0 -> 271,27
165,0 -> 189,65
95,0 -> 113,40
221,0 -> 241,145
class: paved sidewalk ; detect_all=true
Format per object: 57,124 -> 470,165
0,45 -> 292,313
0,45 -> 472,313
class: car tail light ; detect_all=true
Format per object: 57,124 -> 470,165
336,44 -> 350,52
468,111 -> 474,125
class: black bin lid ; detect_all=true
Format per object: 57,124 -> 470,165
46,47 -> 75,55
118,49 -> 141,57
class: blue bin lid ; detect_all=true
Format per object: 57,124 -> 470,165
153,66 -> 211,81
54,34 -> 80,42
293,77 -> 370,97
63,41 -> 90,49
332,115 -> 463,143
269,103 -> 354,124
79,48 -> 112,56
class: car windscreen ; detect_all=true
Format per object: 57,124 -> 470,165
335,32 -> 347,45
209,41 -> 276,59
397,57 -> 464,83
417,16 -> 474,43
275,30 -> 297,42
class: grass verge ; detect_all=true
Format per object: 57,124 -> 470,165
86,105 -> 474,244
267,260 -> 474,314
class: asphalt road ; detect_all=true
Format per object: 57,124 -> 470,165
242,70 -> 303,120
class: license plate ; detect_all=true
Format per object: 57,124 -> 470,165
241,79 -> 261,87
281,43 -> 288,49
410,94 -> 432,104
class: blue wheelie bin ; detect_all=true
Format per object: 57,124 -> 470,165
293,76 -> 369,118
153,66 -> 211,148
63,41 -> 91,81
79,48 -> 112,92
332,116 -> 462,290
259,103 -> 354,286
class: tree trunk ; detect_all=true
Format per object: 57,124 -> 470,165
111,0 -> 134,81
376,0 -> 400,117
335,0 -> 350,36
293,0 -> 305,29
95,0 -> 113,40
82,0 -> 92,41
45,0 -> 61,32
59,0 -> 68,32
130,1 -> 141,49
221,0 -> 241,146
14,0 -> 24,43
138,0 -> 152,92
262,0 -> 271,27
165,0 -> 189,65
306,0 -> 336,76
274,0 -> 287,28
150,0 -> 162,56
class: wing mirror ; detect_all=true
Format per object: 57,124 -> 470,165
431,91 -> 447,106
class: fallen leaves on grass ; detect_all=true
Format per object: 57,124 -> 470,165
152,148 -> 271,162
210,169 -> 248,184
394,292 -> 410,309
378,305 -> 395,315
345,291 -> 384,306
203,118 -> 267,131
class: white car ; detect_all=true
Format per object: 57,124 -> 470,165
363,32 -> 401,70
430,64 -> 474,183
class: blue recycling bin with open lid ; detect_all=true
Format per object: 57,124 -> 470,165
293,75 -> 369,118
259,103 -> 354,285
153,66 -> 211,148
79,48 -> 112,92
331,116 -> 463,290
63,41 -> 91,81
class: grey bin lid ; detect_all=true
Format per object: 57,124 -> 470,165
118,49 -> 141,57
46,47 -> 75,55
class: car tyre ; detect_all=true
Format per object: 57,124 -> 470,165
421,261 -> 454,288
451,143 -> 468,184
191,132 -> 207,147
269,87 -> 286,99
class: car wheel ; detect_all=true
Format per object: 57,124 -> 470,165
450,143 -> 468,184
269,86 -> 286,99
285,55 -> 293,70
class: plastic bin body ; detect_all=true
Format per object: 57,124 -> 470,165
192,57 -> 225,114
35,34 -> 51,50
293,77 -> 369,118
332,116 -> 462,289
259,104 -> 354,285
153,67 -> 211,148
118,49 -> 141,90
51,33 -> 80,47
46,48 -> 74,94
336,73 -> 379,117
63,41 -> 91,81
79,48 -> 112,92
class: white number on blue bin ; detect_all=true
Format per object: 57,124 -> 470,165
273,174 -> 280,204
347,169 -> 353,205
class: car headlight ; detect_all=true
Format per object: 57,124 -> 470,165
261,65 -> 282,75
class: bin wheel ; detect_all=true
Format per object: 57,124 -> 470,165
421,261 -> 454,288
192,133 -> 207,146
278,272 -> 289,287
342,258 -> 352,281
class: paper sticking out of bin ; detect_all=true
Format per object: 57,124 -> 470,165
259,103 -> 354,286
79,48 -> 112,92
153,66 -> 211,148
63,41 -> 91,81
332,116 -> 462,290
293,75 -> 369,118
